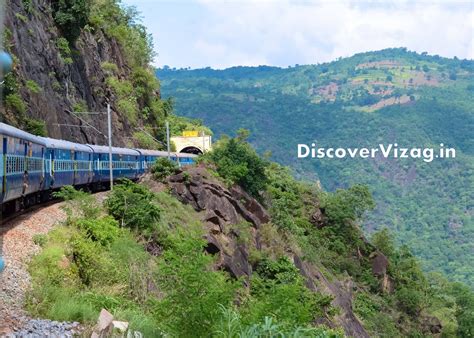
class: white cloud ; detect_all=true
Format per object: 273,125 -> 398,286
125,0 -> 474,68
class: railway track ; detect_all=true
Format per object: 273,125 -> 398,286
0,199 -> 59,227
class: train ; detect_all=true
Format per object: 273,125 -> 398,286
0,122 -> 197,217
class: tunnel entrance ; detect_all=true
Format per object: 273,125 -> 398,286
180,146 -> 203,155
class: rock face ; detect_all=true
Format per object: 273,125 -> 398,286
2,0 -> 149,145
167,166 -> 269,279
371,252 -> 394,293
164,166 -> 371,336
294,255 -> 370,338
372,251 -> 389,276
168,166 -> 270,230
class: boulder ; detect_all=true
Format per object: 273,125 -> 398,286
91,309 -> 113,338
168,166 -> 269,229
371,251 -> 389,276
112,321 -> 129,333
421,315 -> 442,334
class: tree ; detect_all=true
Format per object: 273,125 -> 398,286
372,228 -> 395,258
52,0 -> 92,41
205,130 -> 268,198
320,184 -> 375,227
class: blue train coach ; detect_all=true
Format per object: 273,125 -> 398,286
1,121 -> 199,217
1,122 -> 46,211
40,137 -> 94,190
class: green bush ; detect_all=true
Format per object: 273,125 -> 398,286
56,37 -> 73,64
24,118 -> 47,136
214,306 -> 344,337
320,184 -> 375,227
72,100 -> 87,113
32,234 -> 47,247
5,93 -> 26,114
154,231 -> 238,337
52,0 -> 91,41
53,186 -> 101,220
396,287 -> 423,315
117,98 -> 138,124
25,79 -> 41,94
101,61 -> 119,75
204,130 -> 268,198
76,216 -> 120,246
240,256 -> 333,329
151,157 -> 179,181
104,179 -> 161,232
133,131 -> 162,150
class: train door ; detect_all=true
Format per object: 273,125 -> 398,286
1,137 -> 5,203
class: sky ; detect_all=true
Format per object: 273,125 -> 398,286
122,0 -> 474,69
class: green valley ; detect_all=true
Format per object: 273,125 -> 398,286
157,49 -> 474,287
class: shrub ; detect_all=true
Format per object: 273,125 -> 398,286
24,118 -> 47,136
154,231 -> 238,337
32,234 -> 47,247
117,98 -> 138,124
69,234 -> 119,286
396,287 -> 423,315
5,93 -> 26,114
76,216 -> 120,246
52,0 -> 91,41
133,131 -> 162,150
53,186 -> 101,220
72,100 -> 87,112
104,179 -> 161,232
320,184 -> 375,227
371,228 -> 395,258
25,79 -> 41,94
239,256 -> 336,329
101,61 -> 119,75
55,38 -> 73,64
151,157 -> 179,182
204,130 -> 268,198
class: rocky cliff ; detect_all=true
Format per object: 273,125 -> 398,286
1,0 -> 164,146
141,165 -> 414,337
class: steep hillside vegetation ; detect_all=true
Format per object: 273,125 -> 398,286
157,49 -> 474,287
27,136 -> 474,337
1,0 -> 203,147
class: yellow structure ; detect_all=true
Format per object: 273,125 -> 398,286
182,130 -> 199,137
171,132 -> 212,154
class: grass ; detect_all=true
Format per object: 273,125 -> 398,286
26,189 -> 205,334
26,224 -> 158,332
25,79 -> 41,94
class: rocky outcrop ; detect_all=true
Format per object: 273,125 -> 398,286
371,252 -> 394,293
166,166 -> 271,280
162,166 -> 371,337
168,166 -> 269,230
371,251 -> 389,276
294,255 -> 370,338
2,0 -> 149,145
420,315 -> 443,335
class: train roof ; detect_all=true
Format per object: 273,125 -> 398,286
136,149 -> 170,156
136,149 -> 198,158
87,144 -> 140,156
39,137 -> 93,152
177,152 -> 198,158
0,122 -> 47,145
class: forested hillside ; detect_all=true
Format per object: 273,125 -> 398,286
1,0 -> 203,147
157,49 -> 474,287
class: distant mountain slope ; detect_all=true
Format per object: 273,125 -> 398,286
157,48 -> 474,287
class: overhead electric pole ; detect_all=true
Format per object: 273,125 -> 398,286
56,103 -> 114,191
166,120 -> 170,159
107,103 -> 113,190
